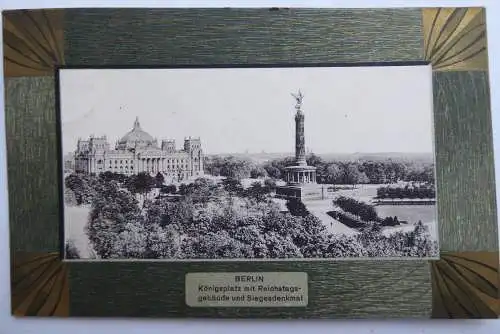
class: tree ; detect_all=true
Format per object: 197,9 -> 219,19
222,177 -> 244,194
111,222 -> 147,259
323,234 -> 367,257
155,172 -> 165,188
358,172 -> 370,184
160,184 -> 177,194
264,178 -> 277,192
177,177 -> 221,203
264,165 -> 281,179
182,231 -> 250,259
375,184 -> 435,199
264,232 -> 302,258
321,163 -> 342,184
86,181 -> 143,258
306,153 -> 324,167
232,224 -> 268,258
375,163 -> 388,184
205,155 -> 254,180
286,198 -> 309,217
250,166 -> 267,179
66,173 -> 99,205
65,173 -> 83,191
344,164 -> 361,189
146,224 -> 181,258
263,157 -> 296,180
65,240 -> 80,259
245,182 -> 270,202
147,196 -> 194,230
126,172 -> 154,199
64,187 -> 77,206
99,171 -> 128,184
99,171 -> 116,183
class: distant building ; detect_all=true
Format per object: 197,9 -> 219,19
63,153 -> 74,172
74,117 -> 204,181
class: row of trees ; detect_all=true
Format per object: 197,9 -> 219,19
65,173 -> 98,205
376,184 -> 436,199
85,176 -> 438,259
204,156 -> 260,179
65,171 -> 170,207
263,154 -> 435,185
176,177 -> 277,203
65,170 -> 280,209
203,154 -> 434,186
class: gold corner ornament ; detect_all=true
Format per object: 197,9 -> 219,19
431,252 -> 499,318
11,252 -> 69,317
423,7 -> 488,71
3,9 -> 65,77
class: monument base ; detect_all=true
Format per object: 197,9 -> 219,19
276,183 -> 335,201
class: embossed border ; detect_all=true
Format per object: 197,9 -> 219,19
423,7 -> 487,71
3,7 -> 499,318
3,9 -> 64,77
421,7 -> 499,318
3,8 -> 68,317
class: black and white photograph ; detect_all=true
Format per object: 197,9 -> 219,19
60,66 -> 439,261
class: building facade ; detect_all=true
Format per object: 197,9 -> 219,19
74,117 -> 204,181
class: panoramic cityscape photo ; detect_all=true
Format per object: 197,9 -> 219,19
60,66 -> 438,260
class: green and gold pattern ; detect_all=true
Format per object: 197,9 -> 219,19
11,252 -> 69,317
423,7 -> 487,71
3,9 -> 64,77
431,252 -> 499,318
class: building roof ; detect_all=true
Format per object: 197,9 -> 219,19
116,117 -> 157,150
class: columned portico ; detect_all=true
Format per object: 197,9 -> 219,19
285,165 -> 317,186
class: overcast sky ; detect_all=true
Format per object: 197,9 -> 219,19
59,65 -> 434,155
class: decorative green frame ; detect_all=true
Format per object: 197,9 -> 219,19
3,7 -> 499,319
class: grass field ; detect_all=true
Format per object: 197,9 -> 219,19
375,205 -> 436,224
329,184 -> 437,239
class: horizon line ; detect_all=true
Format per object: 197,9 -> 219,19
63,150 -> 434,157
205,151 -> 434,155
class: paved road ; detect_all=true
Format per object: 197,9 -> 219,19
303,199 -> 358,236
65,205 -> 93,258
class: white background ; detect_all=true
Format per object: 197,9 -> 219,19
1,0 -> 499,333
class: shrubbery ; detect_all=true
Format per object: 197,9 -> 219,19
334,196 -> 379,222
332,197 -> 406,228
357,221 -> 438,257
286,198 -> 310,217
376,184 -> 436,199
